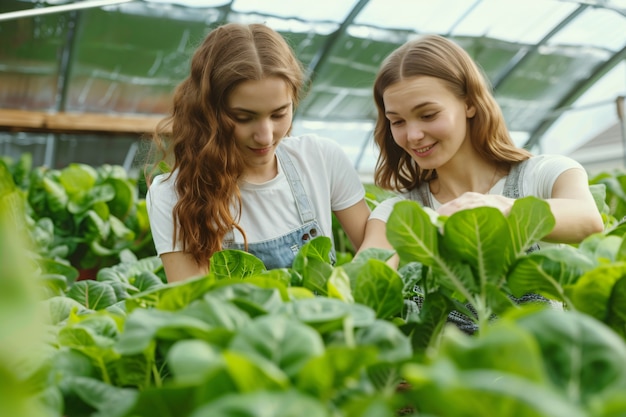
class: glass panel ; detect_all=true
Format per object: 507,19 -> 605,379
64,7 -> 215,114
355,0 -> 475,33
232,0 -> 360,23
452,0 -> 578,43
144,0 -> 229,7
540,61 -> 626,156
548,7 -> 626,51
0,2 -> 67,111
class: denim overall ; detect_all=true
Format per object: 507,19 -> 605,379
408,160 -> 548,334
224,146 -> 336,270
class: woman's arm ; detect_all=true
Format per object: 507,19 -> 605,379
160,251 -> 209,283
543,168 -> 604,243
357,218 -> 399,269
437,168 -> 604,244
333,199 -> 371,251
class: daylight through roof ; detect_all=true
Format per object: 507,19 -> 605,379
1,0 -> 625,179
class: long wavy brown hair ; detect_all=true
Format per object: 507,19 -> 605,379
373,34 -> 531,192
146,23 -> 305,264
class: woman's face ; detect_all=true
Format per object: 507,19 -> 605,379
228,76 -> 293,171
383,75 -> 475,171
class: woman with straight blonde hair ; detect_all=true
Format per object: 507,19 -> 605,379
361,34 -> 602,256
358,34 -> 603,333
146,23 -> 370,282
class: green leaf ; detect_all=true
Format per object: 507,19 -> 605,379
82,210 -> 109,241
210,250 -> 266,280
42,177 -> 68,213
131,270 -> 166,293
59,163 -> 97,196
443,206 -> 511,285
569,262 -> 626,322
39,274 -> 68,298
109,215 -> 134,240
183,293 -> 251,331
403,359 -> 587,417
327,267 -> 354,303
386,200 -> 439,266
38,258 -> 79,285
275,297 -> 376,334
440,318 -> 547,382
189,390 -> 329,417
606,276 -> 626,339
115,308 -> 213,355
516,308 -> 626,404
229,315 -> 325,379
293,236 -> 333,264
62,376 -> 137,417
352,259 -> 404,319
297,345 -> 378,399
41,297 -> 89,325
507,196 -> 555,256
222,350 -> 290,392
209,282 -> 285,317
106,177 -> 136,220
125,274 -> 214,312
577,234 -> 623,263
404,292 -> 454,353
67,280 -> 118,310
292,237 -> 334,296
167,339 -> 222,382
355,320 -> 412,363
508,246 -> 596,301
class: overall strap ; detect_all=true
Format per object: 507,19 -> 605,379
503,160 -> 541,252
276,145 -> 316,223
409,160 -> 528,207
502,161 -> 526,198
407,182 -> 433,208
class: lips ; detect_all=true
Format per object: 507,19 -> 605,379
414,143 -> 435,154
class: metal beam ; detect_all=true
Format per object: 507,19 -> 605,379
491,4 -> 588,89
523,44 -> 626,150
0,0 -> 134,22
305,0 -> 371,84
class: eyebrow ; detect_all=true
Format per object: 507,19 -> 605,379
230,103 -> 292,114
385,101 -> 434,116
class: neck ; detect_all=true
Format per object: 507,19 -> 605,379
242,155 -> 279,184
431,161 -> 501,200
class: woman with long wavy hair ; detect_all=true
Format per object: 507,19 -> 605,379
146,23 -> 370,282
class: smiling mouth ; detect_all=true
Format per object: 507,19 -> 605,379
414,144 -> 435,154
250,145 -> 274,152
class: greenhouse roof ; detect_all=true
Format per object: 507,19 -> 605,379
1,0 -> 626,177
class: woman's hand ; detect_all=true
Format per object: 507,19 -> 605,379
437,192 -> 515,217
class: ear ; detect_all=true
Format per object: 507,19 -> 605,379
466,102 -> 476,118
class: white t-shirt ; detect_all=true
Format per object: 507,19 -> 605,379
146,134 -> 365,255
369,154 -> 585,222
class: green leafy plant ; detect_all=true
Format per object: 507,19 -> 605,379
22,162 -> 154,275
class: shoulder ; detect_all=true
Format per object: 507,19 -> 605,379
521,154 -> 583,172
280,134 -> 342,154
517,154 -> 585,198
146,172 -> 178,203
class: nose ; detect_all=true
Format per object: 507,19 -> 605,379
253,118 -> 273,146
406,121 -> 425,143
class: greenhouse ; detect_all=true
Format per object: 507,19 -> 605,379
2,1 -> 626,416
